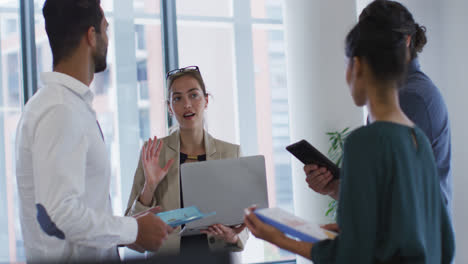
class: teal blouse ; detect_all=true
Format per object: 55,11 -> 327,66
311,122 -> 455,264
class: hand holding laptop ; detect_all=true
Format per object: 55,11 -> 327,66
180,156 -> 269,236
200,223 -> 246,244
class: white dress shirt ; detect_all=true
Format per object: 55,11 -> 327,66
15,72 -> 138,263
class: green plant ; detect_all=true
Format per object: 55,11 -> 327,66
325,127 -> 350,220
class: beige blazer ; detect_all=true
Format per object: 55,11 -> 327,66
125,130 -> 248,255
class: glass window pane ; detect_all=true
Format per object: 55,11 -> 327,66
33,1 -> 117,216
251,0 -> 284,20
2,0 -> 166,262
246,25 -> 294,263
177,22 -> 238,144
176,2 -> 292,263
134,22 -> 167,143
34,13 -> 125,260
252,26 -> 291,209
357,0 -> 374,15
134,0 -> 160,14
30,2 -> 165,261
176,0 -> 232,17
0,0 -> 17,8
32,0 -> 166,213
34,0 -> 113,11
0,2 -> 24,262
101,0 -> 113,11
34,0 -> 45,10
35,18 -> 52,76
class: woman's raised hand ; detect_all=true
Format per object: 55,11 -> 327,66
139,136 -> 174,206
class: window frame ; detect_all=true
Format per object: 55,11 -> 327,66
13,0 -> 293,263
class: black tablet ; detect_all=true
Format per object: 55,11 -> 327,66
286,139 -> 340,179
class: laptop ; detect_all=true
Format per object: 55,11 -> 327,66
180,155 -> 269,236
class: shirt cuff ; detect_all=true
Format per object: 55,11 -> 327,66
117,216 -> 138,245
234,228 -> 249,250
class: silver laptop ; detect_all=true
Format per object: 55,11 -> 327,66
180,155 -> 269,236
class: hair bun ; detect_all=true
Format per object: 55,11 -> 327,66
413,23 -> 427,53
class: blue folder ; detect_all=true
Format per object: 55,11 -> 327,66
156,206 -> 216,228
254,209 -> 331,243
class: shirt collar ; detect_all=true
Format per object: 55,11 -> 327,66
40,72 -> 95,106
408,58 -> 421,74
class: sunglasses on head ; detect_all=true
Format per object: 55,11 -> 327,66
166,66 -> 200,79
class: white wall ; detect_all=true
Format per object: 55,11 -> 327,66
398,1 -> 468,262
283,1 -> 363,263
442,3 -> 468,262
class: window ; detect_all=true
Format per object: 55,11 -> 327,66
177,0 -> 232,17
136,61 -> 149,99
135,24 -> 146,51
6,53 -> 20,105
138,108 -> 151,141
0,3 -> 24,262
175,0 -> 293,262
248,2 -> 293,262
132,22 -> 166,143
251,0 -> 283,20
134,0 -> 160,14
93,68 -> 111,95
177,21 -> 238,143
4,18 -> 17,35
1,0 -> 294,263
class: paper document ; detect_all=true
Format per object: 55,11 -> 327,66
255,207 -> 337,243
156,206 -> 216,228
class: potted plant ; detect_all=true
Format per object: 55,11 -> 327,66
325,127 -> 350,220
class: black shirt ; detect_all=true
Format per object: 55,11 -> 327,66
179,152 -> 209,253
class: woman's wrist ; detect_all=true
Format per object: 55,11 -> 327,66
138,194 -> 151,207
143,180 -> 158,194
139,183 -> 157,206
227,234 -> 239,244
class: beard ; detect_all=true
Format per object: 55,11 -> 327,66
94,36 -> 108,73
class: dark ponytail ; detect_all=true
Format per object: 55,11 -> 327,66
359,0 -> 427,60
